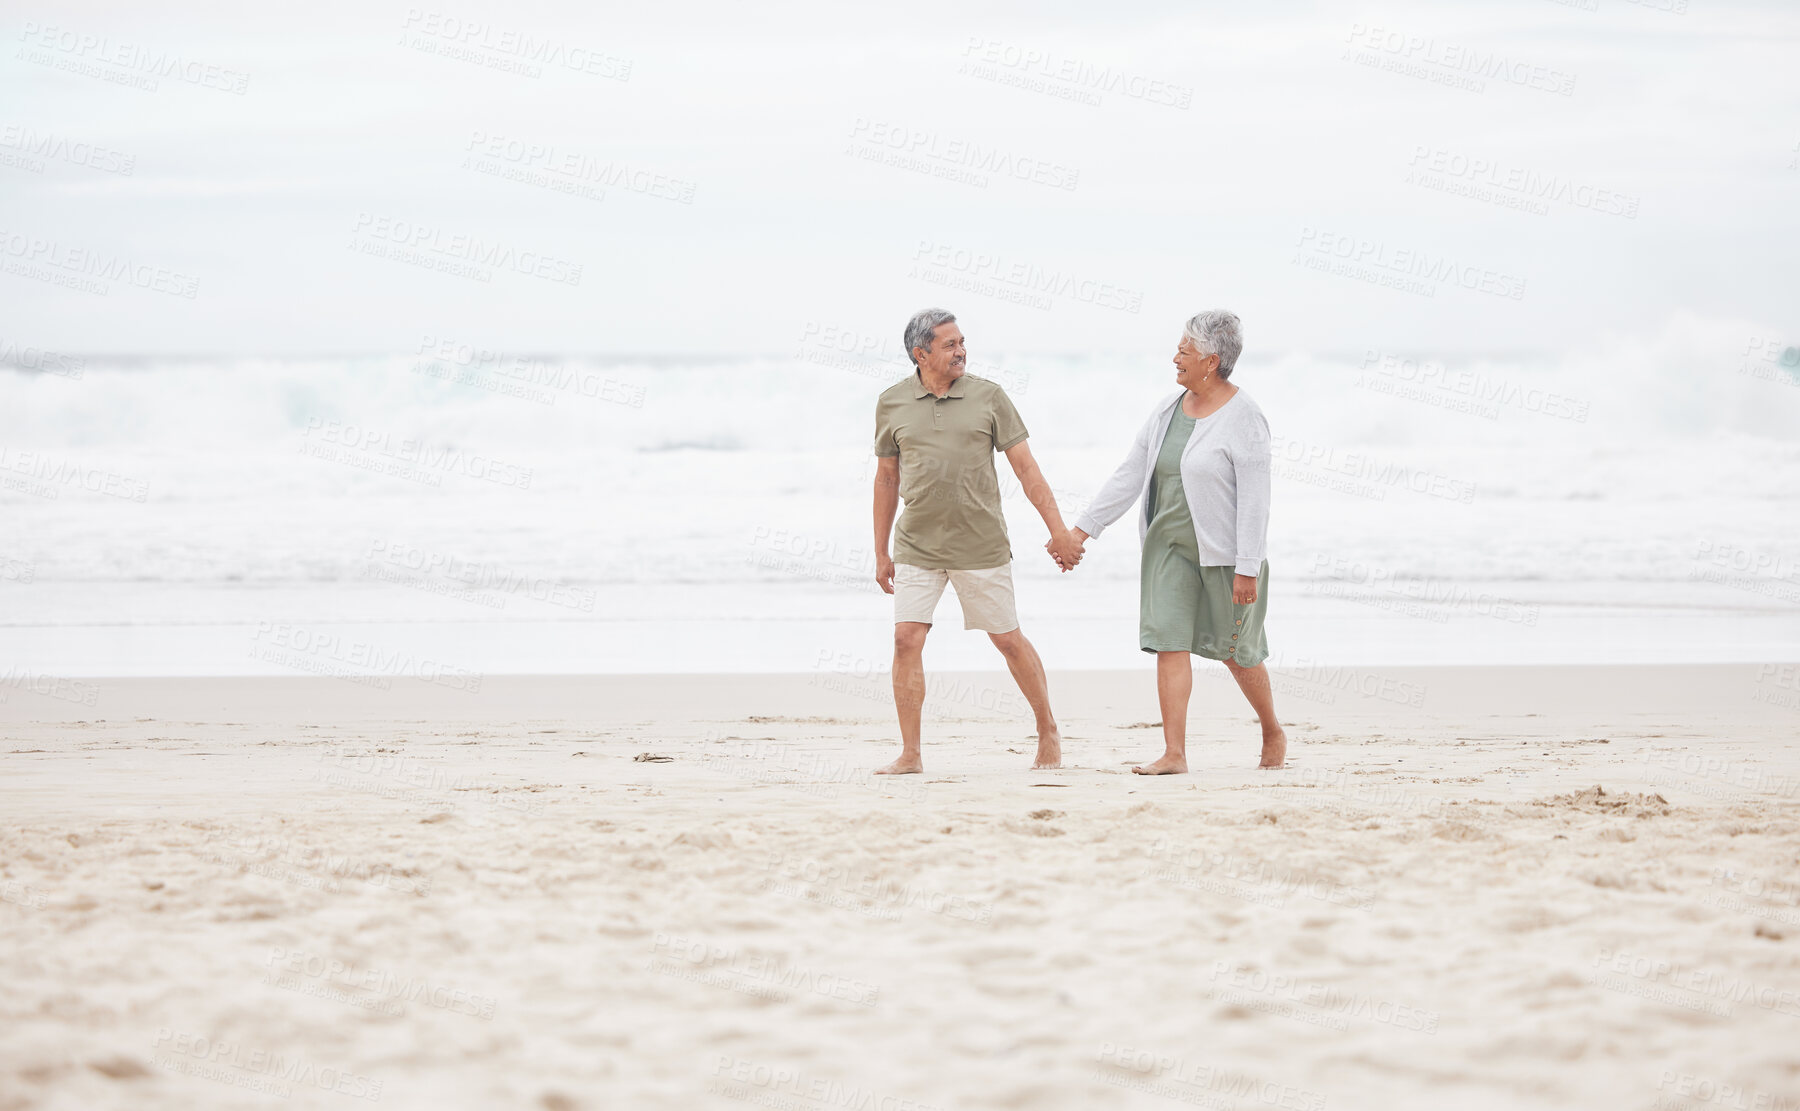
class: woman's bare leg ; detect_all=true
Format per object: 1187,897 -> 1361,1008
1134,652 -> 1192,774
1224,658 -> 1286,768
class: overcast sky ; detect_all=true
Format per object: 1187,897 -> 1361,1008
3,0 -> 1796,358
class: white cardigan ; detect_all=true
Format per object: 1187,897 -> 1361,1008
1072,389 -> 1272,577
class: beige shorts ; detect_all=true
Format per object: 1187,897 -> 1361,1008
894,562 -> 1018,634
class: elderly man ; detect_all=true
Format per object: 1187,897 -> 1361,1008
872,308 -> 1083,774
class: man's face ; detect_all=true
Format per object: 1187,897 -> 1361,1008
915,322 -> 966,379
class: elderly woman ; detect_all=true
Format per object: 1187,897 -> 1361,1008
1062,310 -> 1284,772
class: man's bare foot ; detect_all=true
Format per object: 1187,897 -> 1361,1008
1132,754 -> 1188,775
875,755 -> 923,775
1032,729 -> 1062,770
1259,725 -> 1287,769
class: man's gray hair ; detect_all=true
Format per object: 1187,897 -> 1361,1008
1183,310 -> 1243,380
903,308 -> 957,366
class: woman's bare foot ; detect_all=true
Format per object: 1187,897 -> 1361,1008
875,754 -> 923,775
1032,729 -> 1062,770
1132,754 -> 1188,775
1259,725 -> 1287,769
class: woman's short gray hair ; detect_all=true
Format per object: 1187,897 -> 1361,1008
903,308 -> 957,366
1183,310 -> 1243,380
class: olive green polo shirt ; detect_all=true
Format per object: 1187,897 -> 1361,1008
874,371 -> 1028,570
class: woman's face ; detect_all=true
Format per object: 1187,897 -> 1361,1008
1174,336 -> 1218,389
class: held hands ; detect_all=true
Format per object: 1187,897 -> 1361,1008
1046,528 -> 1088,573
1232,574 -> 1257,605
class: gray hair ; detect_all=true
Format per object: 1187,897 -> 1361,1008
1183,310 -> 1243,380
903,308 -> 957,366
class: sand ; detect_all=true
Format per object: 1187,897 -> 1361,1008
3,664 -> 1799,1111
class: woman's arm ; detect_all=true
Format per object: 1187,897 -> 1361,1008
1071,403 -> 1163,541
1231,410 -> 1273,601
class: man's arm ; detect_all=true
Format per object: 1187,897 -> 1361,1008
873,455 -> 899,593
1003,441 -> 1081,571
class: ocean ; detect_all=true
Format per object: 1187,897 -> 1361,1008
4,323 -> 1798,683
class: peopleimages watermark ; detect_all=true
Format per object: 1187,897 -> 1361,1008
1701,867 -> 1800,928
1202,651 -> 1428,709
461,130 -> 694,204
315,747 -> 546,818
0,227 -> 198,298
795,320 -> 1030,396
646,933 -> 880,1007
1293,226 -> 1527,301
412,334 -> 646,409
0,124 -> 135,176
1751,665 -> 1800,715
398,9 -> 631,81
1689,539 -> 1800,606
248,621 -> 483,694
0,666 -> 99,708
151,1029 -> 379,1101
957,37 -> 1192,109
700,732 -> 927,804
298,417 -> 534,489
910,239 -> 1143,314
195,826 -> 433,895
1356,349 -> 1590,423
1738,334 -> 1800,390
1588,946 -> 1800,1019
0,878 -> 49,910
708,1056 -> 943,1111
845,116 -> 1079,192
1281,766 -> 1457,821
16,23 -> 249,94
0,447 -> 148,502
1653,1072 -> 1794,1111
759,851 -> 992,926
0,336 -> 83,378
811,647 -> 1031,721
0,555 -> 35,583
1308,554 -> 1541,626
1206,961 -> 1441,1034
1634,742 -> 1799,802
1271,434 -> 1477,504
745,525 -> 877,590
348,211 -> 582,286
264,946 -> 497,1020
1406,144 -> 1638,219
1094,1044 -> 1327,1111
363,538 -> 596,613
1144,838 -> 1378,912
1342,23 -> 1576,96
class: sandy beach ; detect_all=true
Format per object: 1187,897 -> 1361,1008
3,664 -> 1798,1110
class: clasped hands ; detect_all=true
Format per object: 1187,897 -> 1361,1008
1045,527 -> 1089,573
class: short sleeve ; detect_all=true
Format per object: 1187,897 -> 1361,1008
873,399 -> 899,458
990,387 -> 1029,452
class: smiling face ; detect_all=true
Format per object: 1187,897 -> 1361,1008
1173,335 -> 1220,390
914,321 -> 967,381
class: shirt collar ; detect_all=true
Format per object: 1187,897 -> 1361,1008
914,370 -> 966,399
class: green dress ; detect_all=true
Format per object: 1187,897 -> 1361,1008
1139,407 -> 1271,664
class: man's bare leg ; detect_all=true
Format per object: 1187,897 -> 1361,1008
987,627 -> 1061,769
1224,658 -> 1286,769
1135,651 -> 1192,774
876,622 -> 930,775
